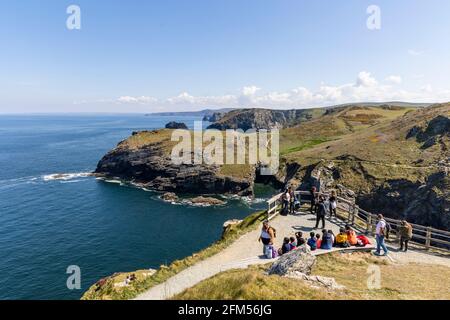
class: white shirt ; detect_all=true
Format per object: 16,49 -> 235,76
376,220 -> 386,235
285,193 -> 291,202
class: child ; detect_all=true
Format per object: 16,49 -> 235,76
278,237 -> 292,256
289,237 -> 297,250
335,228 -> 349,247
307,232 -> 317,251
321,229 -> 333,249
328,229 -> 336,246
345,224 -> 358,246
295,232 -> 305,246
315,234 -> 322,249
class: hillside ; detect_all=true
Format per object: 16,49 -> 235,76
276,103 -> 450,230
174,252 -> 450,300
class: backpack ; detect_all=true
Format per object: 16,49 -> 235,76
382,219 -> 392,239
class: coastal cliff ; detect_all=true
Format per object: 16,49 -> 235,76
95,129 -> 255,196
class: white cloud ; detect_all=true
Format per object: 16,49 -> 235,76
356,71 -> 378,87
78,71 -> 450,111
385,75 -> 402,84
117,96 -> 158,104
241,85 -> 261,96
408,49 -> 423,56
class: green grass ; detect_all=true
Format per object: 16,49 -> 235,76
81,210 -> 268,300
280,138 -> 331,156
174,252 -> 450,300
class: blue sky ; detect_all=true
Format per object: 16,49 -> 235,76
0,0 -> 449,113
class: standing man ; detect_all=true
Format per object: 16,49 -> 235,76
315,196 -> 326,229
399,220 -> 413,252
374,214 -> 389,256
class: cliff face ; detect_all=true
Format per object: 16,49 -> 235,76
207,108 -> 323,130
278,103 -> 450,230
95,130 -> 255,196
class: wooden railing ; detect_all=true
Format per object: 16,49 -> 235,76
267,190 -> 450,253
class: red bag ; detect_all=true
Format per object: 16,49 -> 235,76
357,235 -> 371,246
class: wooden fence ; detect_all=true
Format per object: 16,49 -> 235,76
267,190 -> 450,253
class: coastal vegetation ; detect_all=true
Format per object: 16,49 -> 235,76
81,210 -> 267,300
174,252 -> 450,300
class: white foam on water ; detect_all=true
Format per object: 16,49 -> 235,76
42,172 -> 92,181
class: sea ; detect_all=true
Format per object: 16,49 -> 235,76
0,114 -> 274,300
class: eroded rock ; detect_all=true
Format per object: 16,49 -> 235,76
268,245 -> 316,276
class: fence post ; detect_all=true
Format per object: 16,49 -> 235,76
425,227 -> 432,250
352,205 -> 358,226
366,215 -> 372,235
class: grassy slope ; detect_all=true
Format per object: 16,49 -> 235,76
174,252 -> 450,300
81,210 -> 267,300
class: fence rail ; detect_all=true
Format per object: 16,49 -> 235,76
267,190 -> 450,253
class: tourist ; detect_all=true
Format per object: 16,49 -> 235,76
289,236 -> 297,249
315,196 -> 327,229
329,190 -> 337,218
374,214 -> 389,256
310,186 -> 317,214
307,232 -> 317,251
289,187 -> 296,214
315,233 -> 322,249
321,229 -> 333,249
279,237 -> 292,255
399,220 -> 413,252
281,189 -> 290,215
295,231 -> 303,247
328,229 -> 336,246
295,232 -> 306,246
335,228 -> 349,247
346,224 -> 358,246
259,220 -> 275,254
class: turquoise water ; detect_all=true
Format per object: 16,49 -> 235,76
0,114 -> 271,300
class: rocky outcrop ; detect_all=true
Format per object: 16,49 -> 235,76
165,122 -> 188,129
268,245 -> 316,276
95,139 -> 254,196
188,196 -> 226,206
207,108 -> 322,131
407,115 -> 450,149
285,272 -> 345,290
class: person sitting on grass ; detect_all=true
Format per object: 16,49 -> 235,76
345,224 -> 358,246
335,228 -> 349,247
289,237 -> 297,250
315,233 -> 322,249
307,232 -> 317,251
321,229 -> 333,249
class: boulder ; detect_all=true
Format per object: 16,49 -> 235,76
188,196 -> 226,206
268,245 -> 316,276
165,121 -> 188,130
162,192 -> 179,202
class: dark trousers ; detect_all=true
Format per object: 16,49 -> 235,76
400,237 -> 410,251
329,204 -> 336,217
310,201 -> 316,214
315,215 -> 325,229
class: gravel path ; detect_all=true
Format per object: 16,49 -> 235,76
134,211 -> 449,300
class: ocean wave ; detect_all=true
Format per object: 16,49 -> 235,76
42,172 -> 93,181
